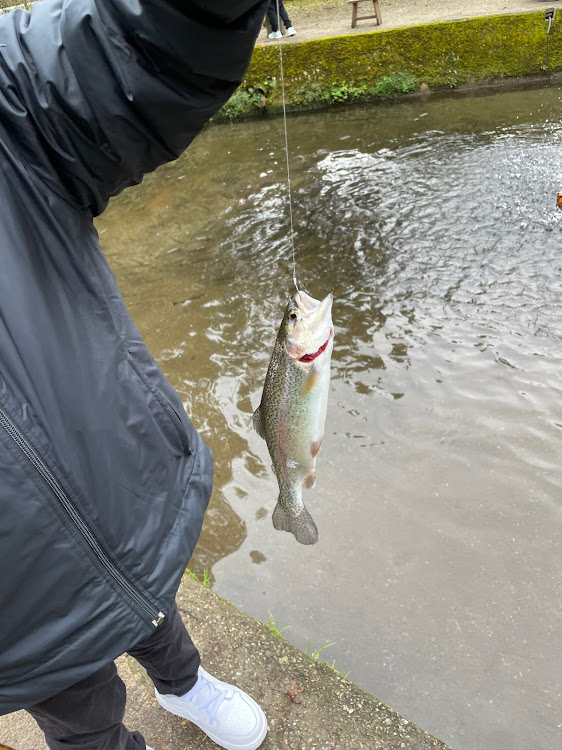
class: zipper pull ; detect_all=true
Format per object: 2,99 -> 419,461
152,611 -> 166,627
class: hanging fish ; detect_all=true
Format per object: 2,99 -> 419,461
253,290 -> 334,545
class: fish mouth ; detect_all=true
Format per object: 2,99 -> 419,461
286,291 -> 334,362
296,291 -> 333,317
295,290 -> 321,312
298,333 -> 332,362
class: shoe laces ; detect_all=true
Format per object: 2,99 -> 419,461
185,674 -> 230,725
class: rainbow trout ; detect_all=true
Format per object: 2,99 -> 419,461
253,291 -> 334,545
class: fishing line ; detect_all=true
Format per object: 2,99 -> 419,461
275,0 -> 300,293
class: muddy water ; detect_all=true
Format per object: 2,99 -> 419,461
96,86 -> 562,750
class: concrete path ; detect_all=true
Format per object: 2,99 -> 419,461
1,574 -> 452,750
257,0 -> 558,44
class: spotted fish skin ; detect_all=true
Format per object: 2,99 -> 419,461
253,291 -> 334,545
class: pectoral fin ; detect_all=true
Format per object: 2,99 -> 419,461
311,438 -> 323,458
303,470 -> 316,490
301,367 -> 320,396
253,405 -> 266,440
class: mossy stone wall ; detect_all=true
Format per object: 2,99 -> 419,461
221,11 -> 561,117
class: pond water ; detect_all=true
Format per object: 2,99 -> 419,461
96,85 -> 562,750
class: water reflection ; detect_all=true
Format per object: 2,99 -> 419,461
97,84 -> 562,750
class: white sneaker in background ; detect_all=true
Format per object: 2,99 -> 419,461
268,30 -> 282,39
155,666 -> 268,750
287,26 -> 296,36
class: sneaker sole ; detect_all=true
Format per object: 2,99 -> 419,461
155,690 -> 268,750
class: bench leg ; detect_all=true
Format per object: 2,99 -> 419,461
373,0 -> 382,24
351,2 -> 358,28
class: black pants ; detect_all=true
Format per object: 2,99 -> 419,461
266,0 -> 291,32
26,604 -> 200,750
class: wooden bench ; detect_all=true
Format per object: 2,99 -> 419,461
348,0 -> 382,28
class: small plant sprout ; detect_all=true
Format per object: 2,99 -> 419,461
305,640 -> 336,661
264,612 -> 290,638
201,569 -> 212,588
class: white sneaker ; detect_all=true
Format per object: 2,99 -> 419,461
155,666 -> 268,750
268,30 -> 282,39
286,26 -> 296,36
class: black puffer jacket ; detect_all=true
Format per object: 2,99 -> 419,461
0,0 -> 266,714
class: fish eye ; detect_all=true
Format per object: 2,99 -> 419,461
289,311 -> 298,321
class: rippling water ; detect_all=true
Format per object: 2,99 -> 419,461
97,85 -> 562,750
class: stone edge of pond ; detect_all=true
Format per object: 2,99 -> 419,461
216,10 -> 562,121
118,571 -> 454,750
0,571 -> 454,750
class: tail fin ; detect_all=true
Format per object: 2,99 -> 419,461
272,501 -> 319,545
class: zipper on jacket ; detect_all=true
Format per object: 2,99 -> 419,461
0,406 -> 165,628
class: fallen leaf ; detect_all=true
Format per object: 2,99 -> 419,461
285,678 -> 305,704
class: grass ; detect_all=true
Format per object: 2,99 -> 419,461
183,590 -> 351,679
324,659 -> 352,679
306,640 -> 351,679
185,567 -> 213,588
305,639 -> 336,661
264,613 -> 351,679
264,612 -> 291,638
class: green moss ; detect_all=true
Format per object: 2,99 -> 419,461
290,70 -> 418,105
222,11 -> 558,117
218,76 -> 277,120
372,70 -> 419,97
292,81 -> 367,105
184,567 -> 212,587
184,567 -> 199,582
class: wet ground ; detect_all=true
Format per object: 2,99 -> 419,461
95,84 -> 562,750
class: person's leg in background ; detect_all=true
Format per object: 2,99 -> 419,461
266,0 -> 282,37
277,0 -> 296,35
266,0 -> 296,38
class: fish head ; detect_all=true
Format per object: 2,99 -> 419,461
281,291 -> 334,364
